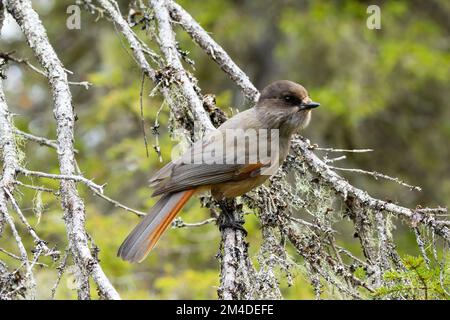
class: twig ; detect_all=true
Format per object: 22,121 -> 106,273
172,217 -> 216,228
50,249 -> 69,299
323,155 -> 346,164
68,81 -> 92,89
19,167 -> 144,217
328,165 -> 422,191
14,129 -> 58,150
92,191 -> 146,217
18,168 -> 105,194
310,146 -> 374,153
14,180 -> 57,194
139,72 -> 150,158
2,210 -> 36,298
3,187 -> 56,257
0,51 -> 92,88
413,227 -> 431,268
0,247 -> 47,267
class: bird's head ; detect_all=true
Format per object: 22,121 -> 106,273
257,80 -> 320,132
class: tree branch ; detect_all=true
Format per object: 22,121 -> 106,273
291,136 -> 450,244
166,0 -> 259,103
4,0 -> 120,300
150,0 -> 215,133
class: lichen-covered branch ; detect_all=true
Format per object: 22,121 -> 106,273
0,57 -> 37,299
166,0 -> 260,103
0,69 -> 19,237
291,136 -> 450,244
150,0 -> 215,133
4,0 -> 120,300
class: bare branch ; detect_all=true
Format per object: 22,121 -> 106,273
291,136 -> 450,244
310,145 -> 374,153
5,0 -> 120,300
2,210 -> 36,298
172,217 -> 216,228
0,54 -> 20,237
92,191 -> 147,217
50,249 -> 69,299
14,180 -> 58,194
167,0 -> 259,103
3,187 -> 57,257
0,51 -> 91,88
0,247 -> 47,267
96,0 -> 157,80
18,168 -> 105,194
151,0 -> 215,132
328,165 -> 422,191
14,129 -> 59,150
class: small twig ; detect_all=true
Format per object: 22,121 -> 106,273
92,191 -> 146,217
151,100 -> 165,162
14,180 -> 58,194
172,217 -> 216,228
2,209 -> 36,298
413,227 -> 431,268
0,247 -> 47,267
323,155 -> 346,164
3,187 -> 56,257
416,207 -> 448,214
0,50 -> 46,76
287,215 -> 336,234
50,249 -> 69,299
18,168 -> 105,194
311,146 -> 374,153
139,72 -> 150,158
19,167 -> 141,216
0,51 -> 91,89
68,81 -> 93,89
328,165 -> 422,191
14,129 -> 58,150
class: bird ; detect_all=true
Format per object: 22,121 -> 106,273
118,80 -> 320,262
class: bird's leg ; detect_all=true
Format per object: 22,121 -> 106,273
217,199 -> 247,236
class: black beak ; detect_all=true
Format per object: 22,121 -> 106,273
299,101 -> 320,110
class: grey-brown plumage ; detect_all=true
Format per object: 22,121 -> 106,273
118,80 -> 320,262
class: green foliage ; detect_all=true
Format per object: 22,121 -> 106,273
375,255 -> 450,300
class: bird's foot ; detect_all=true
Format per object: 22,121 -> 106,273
219,218 -> 248,236
217,199 -> 247,236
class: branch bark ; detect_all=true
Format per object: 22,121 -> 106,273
291,136 -> 450,244
4,0 -> 120,300
0,54 -> 37,299
166,0 -> 259,103
150,0 -> 215,133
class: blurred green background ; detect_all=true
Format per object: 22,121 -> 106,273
0,0 -> 449,299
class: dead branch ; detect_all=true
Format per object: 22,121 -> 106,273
166,0 -> 259,103
4,0 -> 120,300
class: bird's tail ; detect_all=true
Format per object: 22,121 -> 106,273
118,189 -> 195,263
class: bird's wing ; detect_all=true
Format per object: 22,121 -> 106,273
149,130 -> 269,196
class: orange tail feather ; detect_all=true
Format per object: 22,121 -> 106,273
118,189 -> 195,263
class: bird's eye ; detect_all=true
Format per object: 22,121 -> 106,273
284,95 -> 293,102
